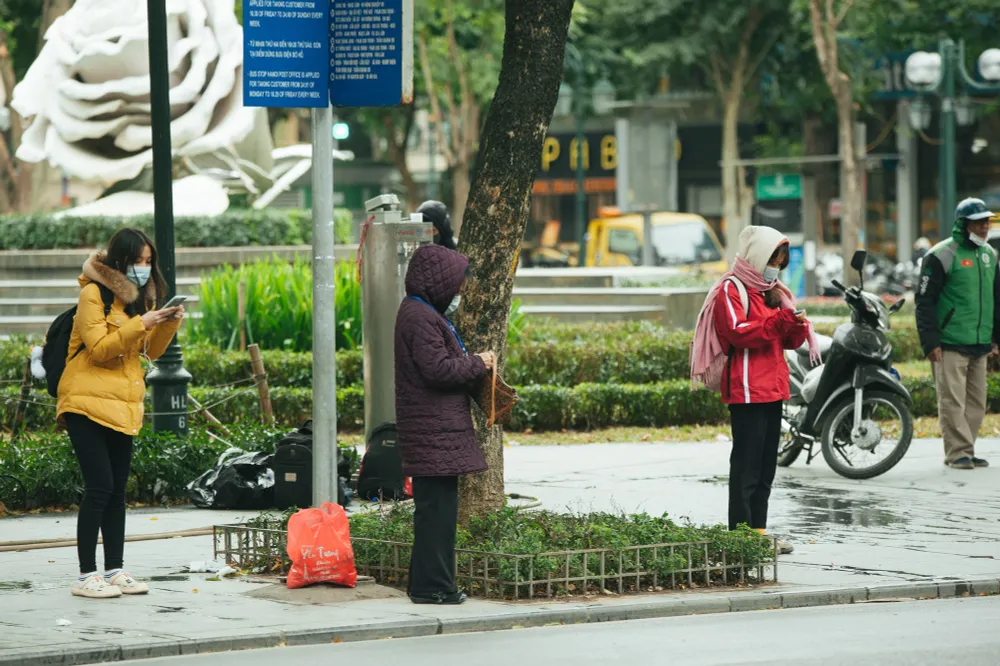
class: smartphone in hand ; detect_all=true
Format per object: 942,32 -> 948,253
162,295 -> 187,310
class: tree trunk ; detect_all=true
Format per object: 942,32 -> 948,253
837,96 -> 862,285
455,0 -> 574,522
0,30 -> 32,214
451,159 -> 470,238
721,92 -> 743,261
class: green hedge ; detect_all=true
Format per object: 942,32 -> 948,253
0,373 -> 962,433
0,424 -> 284,509
0,209 -> 354,250
0,324 -> 928,390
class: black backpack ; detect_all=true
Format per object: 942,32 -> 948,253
41,285 -> 115,398
357,422 -> 405,501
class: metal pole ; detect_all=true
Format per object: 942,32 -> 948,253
311,105 -> 337,506
940,40 -> 958,241
145,0 -> 190,436
896,100 -> 917,264
574,73 -> 587,264
802,177 -> 818,297
642,208 -> 655,267
428,117 -> 437,199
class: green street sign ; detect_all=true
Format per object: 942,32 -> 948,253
756,173 -> 802,201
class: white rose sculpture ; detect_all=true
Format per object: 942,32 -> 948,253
11,0 -> 255,186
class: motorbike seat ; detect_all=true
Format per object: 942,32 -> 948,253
796,333 -> 833,363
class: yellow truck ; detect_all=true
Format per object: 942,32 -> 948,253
584,208 -> 728,274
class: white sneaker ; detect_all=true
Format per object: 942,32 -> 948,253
107,572 -> 149,595
72,575 -> 122,599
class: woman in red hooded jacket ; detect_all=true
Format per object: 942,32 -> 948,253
691,226 -> 818,552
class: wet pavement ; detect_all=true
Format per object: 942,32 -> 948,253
504,437 -> 1000,586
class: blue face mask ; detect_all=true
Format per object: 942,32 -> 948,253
762,266 -> 781,283
128,266 -> 151,287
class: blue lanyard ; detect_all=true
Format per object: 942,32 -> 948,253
408,296 -> 467,354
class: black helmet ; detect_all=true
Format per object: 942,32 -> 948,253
955,197 -> 994,222
416,200 -> 457,250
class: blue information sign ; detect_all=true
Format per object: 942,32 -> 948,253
784,245 -> 806,300
330,0 -> 413,107
243,0 -> 331,108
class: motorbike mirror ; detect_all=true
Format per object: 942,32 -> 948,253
889,299 -> 906,314
850,250 -> 868,273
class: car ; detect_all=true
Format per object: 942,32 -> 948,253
583,208 -> 728,275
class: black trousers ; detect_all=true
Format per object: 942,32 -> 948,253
408,475 -> 459,597
66,413 -> 134,574
728,401 -> 782,531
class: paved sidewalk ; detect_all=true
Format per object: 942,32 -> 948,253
1,437 -> 998,665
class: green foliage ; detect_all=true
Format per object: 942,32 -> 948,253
0,209 -> 354,250
583,0 -> 791,99
0,320 -> 927,392
349,504 -> 773,596
507,298 -> 527,346
417,0 -> 505,116
0,0 -> 42,81
189,256 -> 362,352
0,424 -> 281,510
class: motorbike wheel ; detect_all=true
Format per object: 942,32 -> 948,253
820,391 -> 913,480
777,435 -> 803,467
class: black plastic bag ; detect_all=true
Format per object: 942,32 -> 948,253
187,449 -> 275,510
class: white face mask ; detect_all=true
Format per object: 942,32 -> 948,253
970,233 -> 988,247
762,266 -> 781,283
128,265 -> 151,287
445,295 -> 461,316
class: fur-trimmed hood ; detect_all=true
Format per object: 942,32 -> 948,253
79,251 -> 156,305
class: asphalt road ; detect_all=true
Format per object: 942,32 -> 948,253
134,596 -> 1000,666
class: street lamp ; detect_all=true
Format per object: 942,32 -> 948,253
144,0 -> 190,436
905,40 -> 1000,240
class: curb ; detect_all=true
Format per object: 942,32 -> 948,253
3,577 -> 998,665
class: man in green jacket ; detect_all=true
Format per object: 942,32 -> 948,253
915,198 -> 1000,469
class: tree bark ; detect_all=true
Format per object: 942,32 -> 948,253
0,30 -> 32,214
709,7 -> 761,261
720,92 -> 743,261
451,158 -> 471,237
455,0 -> 574,522
809,0 -> 861,285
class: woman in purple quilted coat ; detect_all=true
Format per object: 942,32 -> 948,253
395,243 -> 495,605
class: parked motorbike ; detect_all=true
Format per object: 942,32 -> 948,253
779,250 -> 914,479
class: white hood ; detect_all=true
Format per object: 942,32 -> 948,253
738,225 -> 789,274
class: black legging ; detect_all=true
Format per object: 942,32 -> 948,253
66,413 -> 134,574
728,401 -> 782,531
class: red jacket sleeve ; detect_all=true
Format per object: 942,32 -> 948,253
713,282 -> 797,350
782,318 -> 811,350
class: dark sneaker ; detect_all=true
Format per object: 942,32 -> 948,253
972,457 -> 990,468
410,591 -> 468,605
946,457 -> 976,470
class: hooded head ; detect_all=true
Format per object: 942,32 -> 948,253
954,197 -> 995,246
416,200 -> 457,250
405,244 -> 469,313
737,225 -> 790,276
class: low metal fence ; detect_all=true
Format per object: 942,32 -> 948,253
214,523 -> 777,600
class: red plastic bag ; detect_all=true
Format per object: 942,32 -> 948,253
286,503 -> 358,589
404,477 -> 413,498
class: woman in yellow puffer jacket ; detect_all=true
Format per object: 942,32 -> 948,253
57,228 -> 183,599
